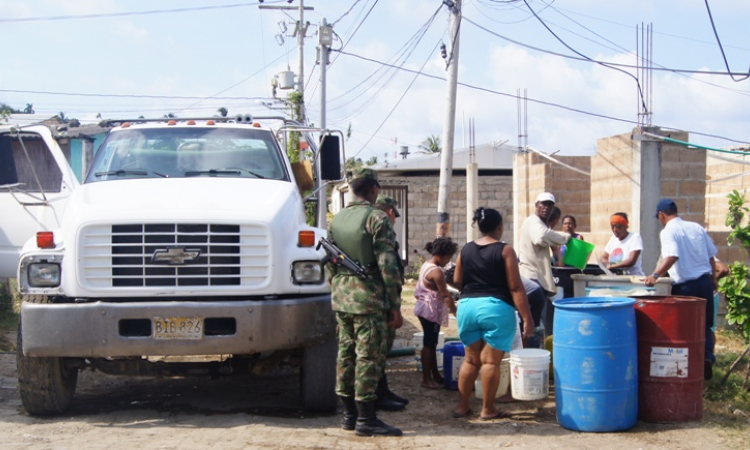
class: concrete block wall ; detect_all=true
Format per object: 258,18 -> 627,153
590,132 -> 635,252
660,130 -> 706,224
705,148 -> 750,263
380,174 -> 514,273
513,151 -> 591,255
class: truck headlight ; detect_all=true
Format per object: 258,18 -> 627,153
28,263 -> 61,287
292,261 -> 324,284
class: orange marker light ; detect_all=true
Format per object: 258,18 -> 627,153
207,120 -> 215,125
122,122 -> 131,128
168,120 -> 176,125
298,231 -> 315,247
187,120 -> 196,125
252,122 -> 261,127
37,231 -> 55,249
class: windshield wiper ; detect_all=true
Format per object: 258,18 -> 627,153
185,168 -> 265,179
93,170 -> 167,178
184,169 -> 241,177
94,170 -> 148,177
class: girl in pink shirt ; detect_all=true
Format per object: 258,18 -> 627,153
415,237 -> 458,389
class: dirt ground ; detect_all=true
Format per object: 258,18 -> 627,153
0,286 -> 748,449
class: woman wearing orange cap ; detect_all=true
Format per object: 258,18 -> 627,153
601,212 -> 644,276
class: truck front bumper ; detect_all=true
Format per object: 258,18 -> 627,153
20,296 -> 334,358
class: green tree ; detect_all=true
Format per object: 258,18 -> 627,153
418,134 -> 441,154
164,113 -> 176,119
217,107 -> 228,117
345,157 -> 363,171
57,111 -> 68,123
717,189 -> 750,387
366,155 -> 378,166
23,103 -> 34,114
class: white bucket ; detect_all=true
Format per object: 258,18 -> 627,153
474,357 -> 510,399
510,348 -> 550,401
413,332 -> 445,372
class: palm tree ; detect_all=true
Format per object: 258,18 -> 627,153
23,103 -> 34,114
419,134 -> 441,154
366,156 -> 378,166
217,107 -> 228,117
57,111 -> 68,123
164,113 -> 176,119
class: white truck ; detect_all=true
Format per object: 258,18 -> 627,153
0,117 -> 342,415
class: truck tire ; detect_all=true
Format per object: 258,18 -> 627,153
16,295 -> 79,416
300,332 -> 337,412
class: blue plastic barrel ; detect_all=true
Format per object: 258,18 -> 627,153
443,342 -> 465,390
552,297 -> 638,432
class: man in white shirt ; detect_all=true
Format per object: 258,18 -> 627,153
518,193 -> 571,338
644,199 -> 718,380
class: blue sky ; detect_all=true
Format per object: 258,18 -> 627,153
2,0 -> 750,162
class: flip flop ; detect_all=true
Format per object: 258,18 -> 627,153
452,409 -> 473,418
479,410 -> 510,421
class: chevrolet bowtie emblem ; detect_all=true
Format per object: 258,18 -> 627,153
151,247 -> 201,265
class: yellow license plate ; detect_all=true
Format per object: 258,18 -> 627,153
153,316 -> 203,340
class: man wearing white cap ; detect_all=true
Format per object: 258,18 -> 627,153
518,193 -> 571,339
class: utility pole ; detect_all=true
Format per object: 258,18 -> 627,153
258,1 -> 313,124
297,0 -> 308,124
436,0 -> 461,237
318,18 -> 332,226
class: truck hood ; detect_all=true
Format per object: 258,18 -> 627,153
66,178 -> 303,223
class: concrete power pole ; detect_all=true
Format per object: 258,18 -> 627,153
317,18 -> 332,226
436,0 -> 462,237
297,0 -> 308,124
258,1 -> 312,124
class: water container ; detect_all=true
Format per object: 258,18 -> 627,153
632,295 -> 706,423
510,349 -> 550,400
413,332 -> 445,372
475,357 -> 510,399
561,238 -> 595,270
443,342 -> 465,390
553,297 -> 638,432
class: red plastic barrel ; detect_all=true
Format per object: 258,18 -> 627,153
632,296 -> 705,423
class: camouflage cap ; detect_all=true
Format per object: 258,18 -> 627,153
376,195 -> 400,217
348,167 -> 381,187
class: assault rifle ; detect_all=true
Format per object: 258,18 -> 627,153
317,237 -> 368,280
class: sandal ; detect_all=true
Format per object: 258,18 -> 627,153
479,410 -> 510,421
452,409 -> 473,418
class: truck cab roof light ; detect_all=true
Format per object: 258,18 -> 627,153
167,120 -> 176,126
187,120 -> 196,125
121,122 -> 131,128
37,231 -> 55,249
206,120 -> 215,125
252,122 -> 261,127
298,231 -> 315,247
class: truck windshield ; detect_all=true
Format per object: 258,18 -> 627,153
85,127 -> 288,183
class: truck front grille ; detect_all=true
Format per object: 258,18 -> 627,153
79,223 -> 271,289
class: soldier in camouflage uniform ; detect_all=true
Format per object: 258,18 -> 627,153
373,195 -> 409,411
326,168 -> 404,437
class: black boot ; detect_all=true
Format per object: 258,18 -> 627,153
355,400 -> 403,437
375,374 -> 406,412
378,373 -> 409,405
339,395 -> 357,431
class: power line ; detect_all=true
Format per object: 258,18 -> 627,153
349,39 -> 442,159
462,16 -> 750,77
704,0 -> 750,82
521,0 -> 648,114
0,1 -> 276,24
335,49 -> 749,146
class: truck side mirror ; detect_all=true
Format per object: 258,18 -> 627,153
0,135 -> 19,186
319,134 -> 342,181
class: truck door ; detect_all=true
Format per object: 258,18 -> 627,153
0,125 -> 79,278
